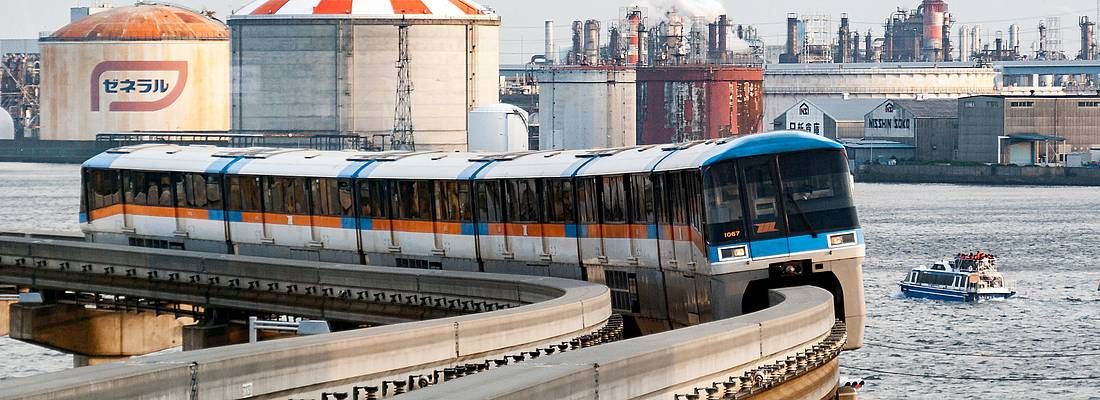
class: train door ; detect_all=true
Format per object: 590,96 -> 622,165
357,180 -> 395,260
172,173 -> 227,247
433,181 -> 477,268
575,176 -> 604,266
543,178 -> 580,278
503,179 -> 546,272
225,175 -> 265,252
474,180 -> 509,270
740,156 -> 790,261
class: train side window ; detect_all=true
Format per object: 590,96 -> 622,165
393,180 -> 432,221
665,172 -> 687,225
124,171 -> 172,207
435,181 -> 472,222
684,171 -> 703,231
357,180 -> 390,219
475,180 -> 504,223
506,179 -> 541,223
264,176 -> 309,215
87,169 -> 120,211
601,175 -> 627,224
227,175 -> 263,212
310,178 -> 345,217
544,179 -> 575,224
177,173 -> 222,210
629,174 -> 654,224
575,177 -> 600,224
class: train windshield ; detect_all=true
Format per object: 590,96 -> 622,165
778,150 -> 858,235
703,149 -> 857,245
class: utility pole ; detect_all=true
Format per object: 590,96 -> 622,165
392,23 -> 415,151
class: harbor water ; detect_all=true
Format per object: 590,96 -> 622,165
0,163 -> 1098,398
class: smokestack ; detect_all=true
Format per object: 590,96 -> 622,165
638,22 -> 649,66
572,21 -> 584,62
1081,16 -> 1096,60
958,25 -> 970,61
545,20 -> 556,64
852,31 -> 861,63
836,13 -> 851,63
584,19 -> 600,64
627,10 -> 641,65
865,30 -> 874,62
781,13 -> 799,63
718,15 -> 729,62
942,19 -> 952,62
708,22 -> 718,61
1008,24 -> 1021,55
995,33 -> 1003,61
737,24 -> 744,40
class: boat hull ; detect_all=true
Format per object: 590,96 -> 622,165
899,283 -> 1015,302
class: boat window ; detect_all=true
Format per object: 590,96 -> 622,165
544,179 -> 576,224
778,150 -> 859,235
86,169 -> 121,212
264,176 -> 309,215
311,178 -> 353,217
357,180 -> 390,219
601,176 -> 627,224
703,162 -> 747,245
228,175 -> 263,213
740,156 -> 787,240
475,180 -> 503,223
124,171 -> 174,207
916,272 -> 957,287
506,179 -> 541,223
575,177 -> 600,224
393,180 -> 432,221
629,174 -> 654,224
434,181 -> 472,222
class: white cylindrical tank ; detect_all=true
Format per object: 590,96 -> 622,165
230,0 -> 500,151
537,67 -> 637,150
0,110 -> 14,140
39,4 -> 230,141
468,104 -> 529,152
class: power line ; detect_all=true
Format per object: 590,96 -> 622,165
843,366 -> 1100,381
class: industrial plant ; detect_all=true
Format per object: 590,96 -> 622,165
1,0 -> 1100,168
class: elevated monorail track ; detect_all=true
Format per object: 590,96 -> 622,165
0,235 -> 845,400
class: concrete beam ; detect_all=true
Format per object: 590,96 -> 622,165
9,303 -> 187,365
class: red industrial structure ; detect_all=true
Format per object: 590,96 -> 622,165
637,66 -> 763,144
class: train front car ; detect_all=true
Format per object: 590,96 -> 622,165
687,132 -> 866,349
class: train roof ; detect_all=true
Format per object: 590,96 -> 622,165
82,132 -> 844,179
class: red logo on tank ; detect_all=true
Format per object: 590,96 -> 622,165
90,61 -> 188,112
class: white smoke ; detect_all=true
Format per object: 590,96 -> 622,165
630,0 -> 726,19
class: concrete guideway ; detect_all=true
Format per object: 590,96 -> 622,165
0,236 -> 611,399
401,286 -> 841,400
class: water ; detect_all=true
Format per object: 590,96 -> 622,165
0,163 -> 1098,397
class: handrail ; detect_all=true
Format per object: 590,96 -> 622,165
0,236 -> 611,400
401,286 -> 838,400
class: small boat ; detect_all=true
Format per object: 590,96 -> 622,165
899,252 -> 1016,302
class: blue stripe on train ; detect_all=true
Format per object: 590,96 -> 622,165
82,152 -> 123,169
715,228 -> 865,261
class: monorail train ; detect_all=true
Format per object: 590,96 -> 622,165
79,131 -> 865,346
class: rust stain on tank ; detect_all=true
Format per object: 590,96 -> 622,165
637,66 -> 763,145
44,4 -> 228,42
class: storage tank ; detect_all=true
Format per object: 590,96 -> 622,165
537,67 -> 636,150
468,103 -> 529,152
39,3 -> 230,141
0,110 -> 14,140
637,66 -> 763,144
230,0 -> 500,151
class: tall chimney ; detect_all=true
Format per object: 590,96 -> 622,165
718,15 -> 729,62
1081,16 -> 1096,60
836,14 -> 850,63
708,22 -> 718,61
545,20 -> 556,64
781,13 -> 799,63
571,21 -> 583,64
584,20 -> 601,64
852,31 -> 861,62
865,30 -> 874,62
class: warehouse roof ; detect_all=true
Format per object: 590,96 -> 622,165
881,99 -> 959,119
235,0 -> 490,17
44,4 -> 228,42
778,98 -> 885,123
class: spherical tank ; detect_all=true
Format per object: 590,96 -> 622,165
38,4 -> 231,141
0,110 -> 14,140
229,0 -> 501,151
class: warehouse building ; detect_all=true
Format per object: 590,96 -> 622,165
958,95 -> 1100,165
864,99 -> 959,161
772,98 -> 882,139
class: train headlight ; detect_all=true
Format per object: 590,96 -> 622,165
718,245 -> 748,261
828,232 -> 857,248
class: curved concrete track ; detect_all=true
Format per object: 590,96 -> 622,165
0,236 -> 611,399
0,236 -> 845,400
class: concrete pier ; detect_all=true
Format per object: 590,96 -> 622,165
9,303 -> 190,366
0,297 -> 16,336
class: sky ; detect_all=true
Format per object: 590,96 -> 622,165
5,0 -> 1100,63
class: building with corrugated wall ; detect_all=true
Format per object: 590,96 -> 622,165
864,99 -> 959,161
636,66 -> 763,144
229,0 -> 500,151
958,95 -> 1100,164
773,98 -> 882,140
